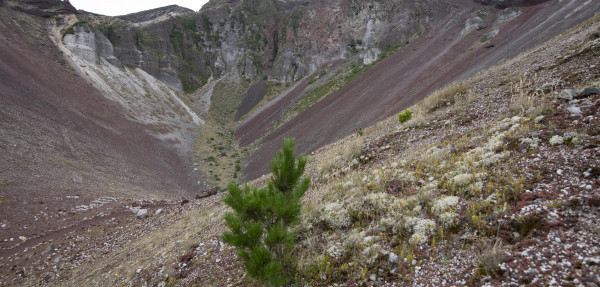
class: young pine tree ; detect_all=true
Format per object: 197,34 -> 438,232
222,138 -> 310,286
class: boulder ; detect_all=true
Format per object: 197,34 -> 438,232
558,89 -> 579,101
136,209 -> 148,219
576,87 -> 600,99
389,252 -> 399,264
567,106 -> 582,115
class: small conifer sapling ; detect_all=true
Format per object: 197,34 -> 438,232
222,138 -> 310,286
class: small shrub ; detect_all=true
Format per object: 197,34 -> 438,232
512,215 -> 542,237
62,20 -> 89,38
398,109 -> 412,123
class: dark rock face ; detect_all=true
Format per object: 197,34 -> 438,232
577,87 -> 600,99
15,0 -> 77,17
474,0 -> 551,8
235,79 -> 267,121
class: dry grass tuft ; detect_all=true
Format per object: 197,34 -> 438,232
318,137 -> 363,175
418,81 -> 470,114
473,238 -> 504,276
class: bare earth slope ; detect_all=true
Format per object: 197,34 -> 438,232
241,0 -> 600,180
0,7 -> 200,257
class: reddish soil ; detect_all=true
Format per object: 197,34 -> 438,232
240,0 -> 600,180
0,7 -> 199,258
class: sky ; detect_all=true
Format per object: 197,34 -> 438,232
69,0 -> 210,16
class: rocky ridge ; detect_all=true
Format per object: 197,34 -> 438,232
118,5 -> 194,24
4,0 -> 77,17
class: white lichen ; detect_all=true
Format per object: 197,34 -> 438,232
326,244 -> 345,259
486,132 -> 507,151
432,196 -> 460,216
405,217 -> 436,245
453,173 -> 474,187
520,137 -> 540,148
510,116 -> 523,125
321,202 -> 351,230
439,211 -> 458,229
364,192 -> 393,211
549,135 -> 564,146
479,151 -> 509,167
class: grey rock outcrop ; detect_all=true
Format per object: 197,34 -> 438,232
63,23 -> 122,67
558,89 -> 579,101
463,16 -> 484,35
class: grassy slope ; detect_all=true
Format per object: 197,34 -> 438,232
193,78 -> 251,188
14,12 -> 600,287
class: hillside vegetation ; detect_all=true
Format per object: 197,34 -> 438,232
9,11 -> 597,287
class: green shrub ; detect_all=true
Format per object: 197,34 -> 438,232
62,20 -> 89,39
398,109 -> 412,123
222,138 -> 310,286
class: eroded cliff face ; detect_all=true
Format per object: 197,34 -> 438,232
62,23 -> 122,67
60,0 -> 452,91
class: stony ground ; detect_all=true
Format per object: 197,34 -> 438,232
2,5 -> 600,287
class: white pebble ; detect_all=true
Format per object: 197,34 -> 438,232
586,185 -> 593,190
557,169 -> 563,175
